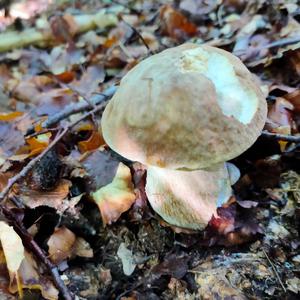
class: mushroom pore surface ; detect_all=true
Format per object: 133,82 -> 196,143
101,43 -> 267,170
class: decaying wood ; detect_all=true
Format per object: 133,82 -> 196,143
0,10 -> 118,52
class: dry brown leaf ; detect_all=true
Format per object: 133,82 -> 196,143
70,65 -> 105,98
81,149 -> 120,192
36,88 -> 77,116
159,4 -> 198,40
55,71 -> 75,83
267,97 -> 294,130
0,112 -> 24,121
16,179 -> 70,209
72,237 -> 93,258
9,251 -> 59,300
285,89 -> 300,112
47,226 -> 76,264
92,162 -> 136,226
78,130 -> 105,153
0,122 -> 25,161
50,14 -> 77,44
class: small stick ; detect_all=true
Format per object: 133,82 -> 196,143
262,36 -> 300,50
121,17 -> 154,55
261,131 -> 300,143
26,85 -> 117,135
262,248 -> 286,292
1,206 -> 73,300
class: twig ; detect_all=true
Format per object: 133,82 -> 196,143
41,85 -> 116,129
51,75 -> 96,109
262,36 -> 300,50
1,206 -> 74,300
26,85 -> 117,135
0,102 -> 108,203
261,131 -> 300,143
121,17 -> 154,55
26,128 -> 59,139
262,248 -> 286,292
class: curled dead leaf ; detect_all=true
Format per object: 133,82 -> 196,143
92,162 -> 136,226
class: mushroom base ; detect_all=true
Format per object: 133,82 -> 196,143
145,163 -> 233,230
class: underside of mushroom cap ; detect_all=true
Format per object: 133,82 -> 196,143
101,43 -> 267,170
145,163 -> 232,230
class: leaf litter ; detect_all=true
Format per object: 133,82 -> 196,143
0,0 -> 300,299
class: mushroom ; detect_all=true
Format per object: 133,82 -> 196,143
101,43 -> 267,230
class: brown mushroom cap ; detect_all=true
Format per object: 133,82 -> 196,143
101,43 -> 267,170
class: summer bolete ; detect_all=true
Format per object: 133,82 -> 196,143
101,43 -> 267,230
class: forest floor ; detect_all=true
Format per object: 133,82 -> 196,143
0,0 -> 300,299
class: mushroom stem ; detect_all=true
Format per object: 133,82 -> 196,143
145,163 -> 233,230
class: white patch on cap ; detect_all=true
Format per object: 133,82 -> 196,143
179,47 -> 258,124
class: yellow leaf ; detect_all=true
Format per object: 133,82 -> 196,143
0,221 -> 24,273
92,162 -> 136,226
0,221 -> 25,297
0,112 -> 24,121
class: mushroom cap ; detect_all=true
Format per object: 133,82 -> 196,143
101,43 -> 267,170
145,163 -> 232,230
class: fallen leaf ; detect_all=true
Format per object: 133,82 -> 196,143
9,251 -> 59,300
36,88 -> 77,116
47,226 -> 76,264
81,149 -> 120,192
149,253 -> 189,283
286,277 -> 300,293
24,132 -> 51,157
55,71 -> 75,83
117,243 -> 136,276
16,179 -> 70,209
0,122 -> 25,160
0,112 -> 23,121
267,97 -> 294,133
50,14 -> 77,45
70,65 -> 105,99
72,237 -> 93,258
159,4 -> 198,40
91,162 -> 136,226
78,130 -> 105,153
180,0 -> 218,16
0,221 -> 24,296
